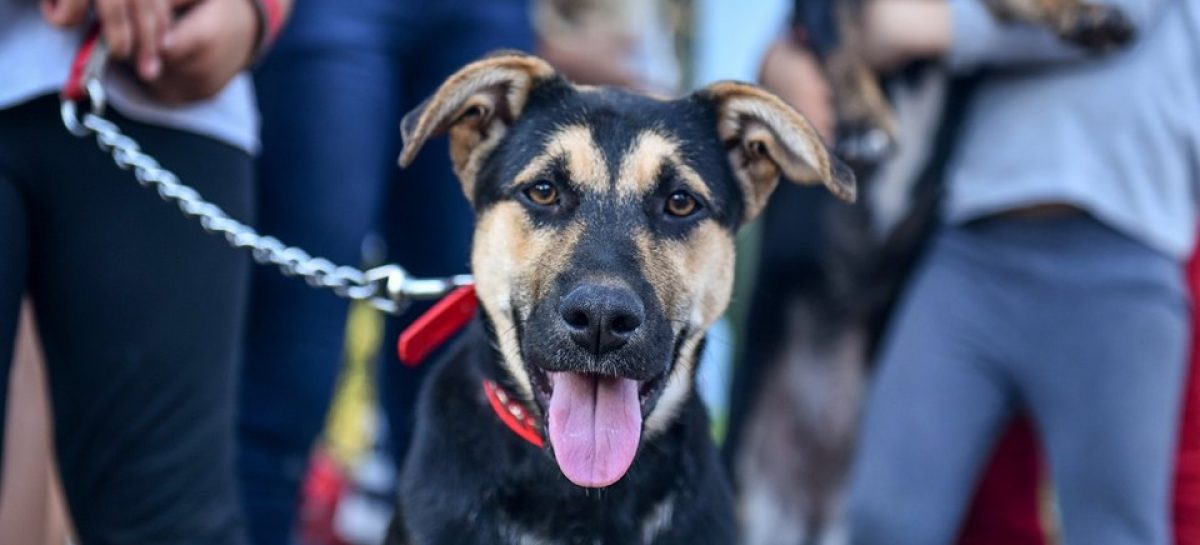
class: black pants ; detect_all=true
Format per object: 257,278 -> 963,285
0,95 -> 253,545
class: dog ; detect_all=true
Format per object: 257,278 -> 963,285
382,52 -> 856,545
810,0 -> 1135,164
726,70 -> 953,544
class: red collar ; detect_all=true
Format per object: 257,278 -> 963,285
483,380 -> 544,448
394,286 -> 543,448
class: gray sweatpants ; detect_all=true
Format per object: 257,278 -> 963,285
847,215 -> 1190,545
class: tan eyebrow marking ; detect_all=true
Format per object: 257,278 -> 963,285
617,131 -> 712,201
511,125 -> 609,193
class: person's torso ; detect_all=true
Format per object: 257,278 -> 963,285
946,0 -> 1200,259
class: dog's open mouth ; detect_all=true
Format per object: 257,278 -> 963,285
527,367 -> 669,488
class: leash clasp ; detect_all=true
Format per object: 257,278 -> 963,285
364,264 -> 474,314
61,25 -> 110,136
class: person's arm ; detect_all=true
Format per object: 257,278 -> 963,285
862,0 -> 1169,73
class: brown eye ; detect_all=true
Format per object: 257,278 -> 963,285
665,190 -> 699,217
525,181 -> 559,206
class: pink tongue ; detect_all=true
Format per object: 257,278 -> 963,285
548,372 -> 642,488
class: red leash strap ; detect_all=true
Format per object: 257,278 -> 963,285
396,289 -> 543,448
397,285 -> 478,367
63,24 -> 106,103
483,380 -> 544,448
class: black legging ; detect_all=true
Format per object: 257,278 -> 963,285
0,94 -> 253,545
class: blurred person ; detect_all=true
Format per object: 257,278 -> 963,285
534,0 -> 681,93
235,2 -> 532,544
0,0 -> 291,543
839,1 -> 1199,545
732,15 -> 1048,544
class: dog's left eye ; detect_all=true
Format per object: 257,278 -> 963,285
524,181 -> 559,207
665,190 -> 700,217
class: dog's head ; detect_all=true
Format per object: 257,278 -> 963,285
400,52 -> 854,489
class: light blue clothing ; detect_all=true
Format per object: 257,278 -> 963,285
0,0 -> 258,153
945,0 -> 1199,259
849,215 -> 1189,545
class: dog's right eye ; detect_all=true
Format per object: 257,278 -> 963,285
524,181 -> 560,207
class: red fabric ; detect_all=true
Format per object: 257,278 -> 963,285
297,448 -> 350,545
957,417 -> 1047,545
1175,252 -> 1200,545
63,24 -> 101,102
397,285 -> 477,367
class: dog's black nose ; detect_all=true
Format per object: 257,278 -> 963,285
559,284 -> 644,355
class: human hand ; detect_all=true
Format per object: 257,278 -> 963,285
143,0 -> 258,104
759,38 -> 835,142
41,0 -> 175,80
861,0 -> 952,72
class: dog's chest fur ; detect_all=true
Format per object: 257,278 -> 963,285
388,322 -> 735,545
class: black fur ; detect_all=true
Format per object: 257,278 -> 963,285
388,76 -> 746,544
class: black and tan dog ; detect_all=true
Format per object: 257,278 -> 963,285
811,0 -> 1134,163
383,52 -> 854,544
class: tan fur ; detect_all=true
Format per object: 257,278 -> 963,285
985,0 -> 1123,39
645,333 -> 705,435
617,131 -> 713,201
471,202 -> 585,405
399,54 -> 556,199
986,0 -> 1088,24
450,119 -> 508,199
512,125 -> 611,194
700,81 -> 856,220
634,223 -> 735,435
826,47 -> 897,135
827,0 -> 898,143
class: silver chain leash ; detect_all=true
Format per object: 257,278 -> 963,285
59,40 -> 472,315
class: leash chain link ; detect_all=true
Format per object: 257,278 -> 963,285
61,103 -> 471,315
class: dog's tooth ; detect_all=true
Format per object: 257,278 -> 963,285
510,404 -> 525,419
496,389 -> 510,404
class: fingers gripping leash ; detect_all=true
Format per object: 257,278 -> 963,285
60,26 -> 473,315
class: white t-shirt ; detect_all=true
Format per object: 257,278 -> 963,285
1,0 -> 259,154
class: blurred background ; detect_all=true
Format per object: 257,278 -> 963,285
2,0 -> 1196,544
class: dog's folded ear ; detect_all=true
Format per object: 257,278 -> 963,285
399,51 -> 557,195
696,81 -> 856,220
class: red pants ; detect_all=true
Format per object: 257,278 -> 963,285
958,251 -> 1198,545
